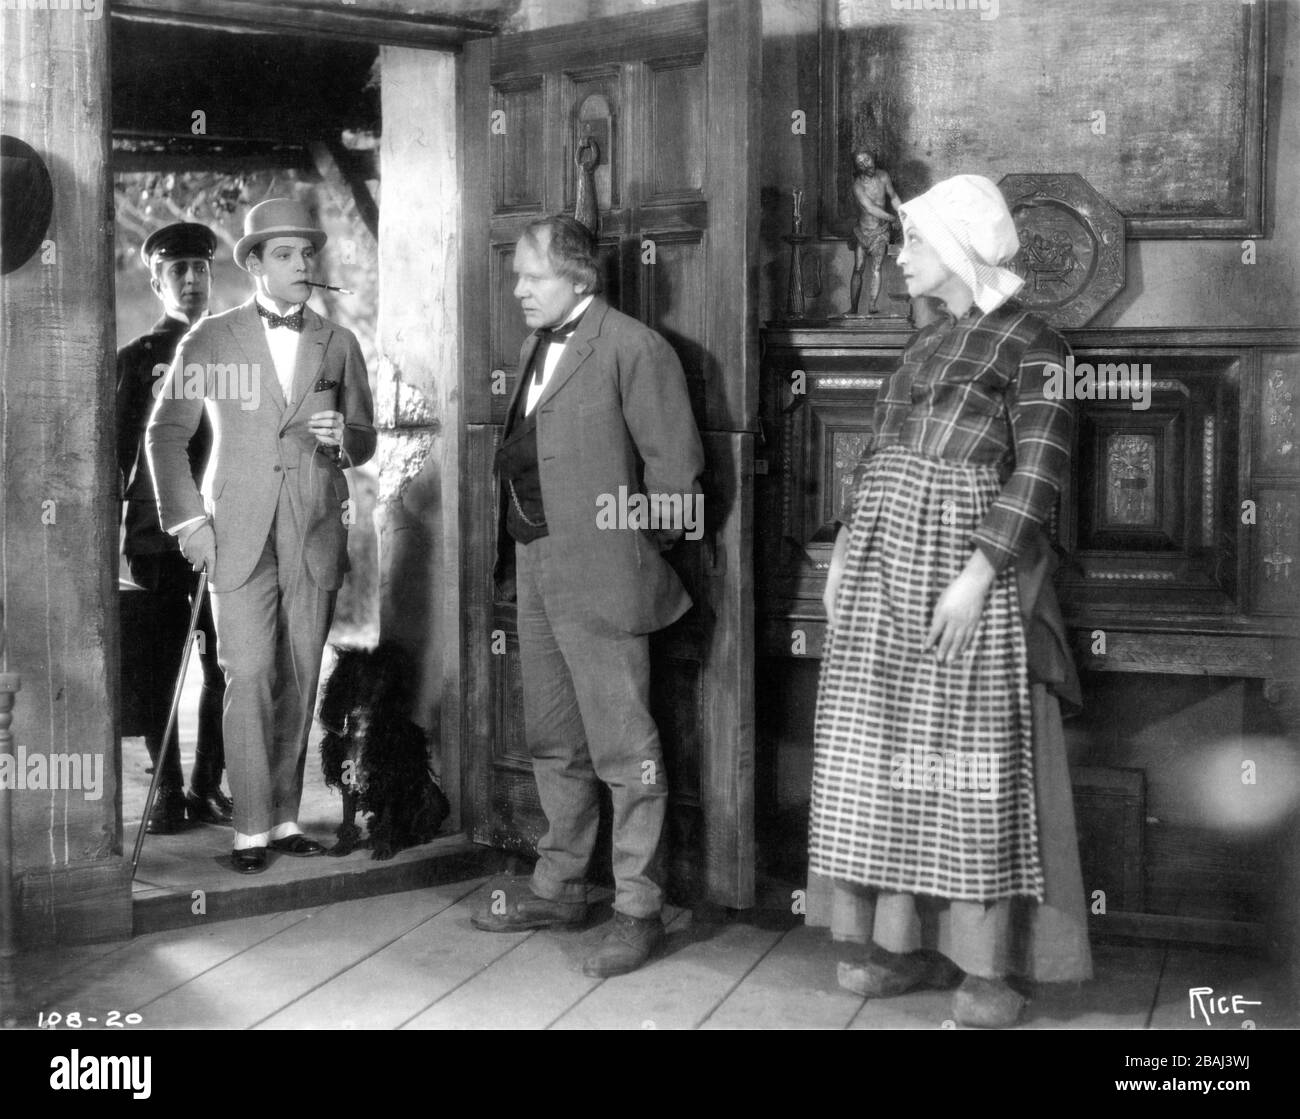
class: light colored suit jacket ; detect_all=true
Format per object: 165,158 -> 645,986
501,297 -> 705,634
146,297 -> 376,593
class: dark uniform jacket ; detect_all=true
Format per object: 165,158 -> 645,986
116,315 -> 212,559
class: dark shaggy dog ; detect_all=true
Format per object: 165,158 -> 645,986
318,643 -> 450,859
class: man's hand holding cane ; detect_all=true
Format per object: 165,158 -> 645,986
179,520 -> 216,573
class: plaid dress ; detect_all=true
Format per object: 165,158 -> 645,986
809,301 -> 1072,904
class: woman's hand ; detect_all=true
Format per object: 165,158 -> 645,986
925,549 -> 997,664
823,525 -> 851,629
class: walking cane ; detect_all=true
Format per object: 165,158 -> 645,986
131,571 -> 209,877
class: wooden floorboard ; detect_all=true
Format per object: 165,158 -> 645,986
1149,945 -> 1299,1031
402,921 -> 600,1030
848,987 -> 961,1030
548,911 -> 785,1030
138,885 -> 478,1029
701,923 -> 863,1030
1019,943 -> 1166,1031
402,894 -> 691,1029
22,909 -> 317,1027
17,938 -> 137,998
15,888 -> 1294,1030
259,880 -> 536,1030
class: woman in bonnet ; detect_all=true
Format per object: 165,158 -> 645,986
810,174 -> 1091,1029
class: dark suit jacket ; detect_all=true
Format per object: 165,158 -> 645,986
116,315 -> 212,559
497,297 -> 705,634
146,297 -> 376,593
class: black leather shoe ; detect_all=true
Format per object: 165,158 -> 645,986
269,834 -> 326,856
230,847 -> 267,874
185,788 -> 234,826
146,789 -> 187,835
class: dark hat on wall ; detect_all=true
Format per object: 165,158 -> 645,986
233,198 -> 326,270
140,221 -> 218,269
1,135 -> 55,276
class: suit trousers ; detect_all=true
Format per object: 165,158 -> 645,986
516,537 -> 667,919
210,485 -> 335,837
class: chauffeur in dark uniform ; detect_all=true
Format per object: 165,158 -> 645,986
116,221 -> 231,834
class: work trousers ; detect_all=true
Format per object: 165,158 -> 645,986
515,537 -> 667,919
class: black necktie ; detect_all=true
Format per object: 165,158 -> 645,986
257,302 -> 304,332
530,314 -> 582,390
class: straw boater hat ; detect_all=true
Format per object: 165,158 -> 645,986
233,198 -> 327,270
897,174 -> 1025,314
139,221 -> 217,269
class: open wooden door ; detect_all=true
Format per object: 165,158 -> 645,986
460,0 -> 759,908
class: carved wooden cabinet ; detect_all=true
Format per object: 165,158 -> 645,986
758,325 -> 1300,688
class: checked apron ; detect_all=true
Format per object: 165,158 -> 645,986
809,445 -> 1043,903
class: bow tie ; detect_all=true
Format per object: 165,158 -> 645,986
530,315 -> 583,389
257,302 -> 304,332
535,317 -> 581,345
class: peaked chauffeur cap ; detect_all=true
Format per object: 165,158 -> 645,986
140,221 -> 218,269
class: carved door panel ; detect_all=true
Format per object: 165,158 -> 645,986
461,1 -> 759,907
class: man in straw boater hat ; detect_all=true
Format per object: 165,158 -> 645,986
117,221 -> 230,834
147,198 -> 375,874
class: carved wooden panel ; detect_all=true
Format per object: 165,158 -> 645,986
1259,354 -> 1299,476
649,647 -> 702,808
490,242 -> 529,377
646,55 -> 705,201
780,369 -> 888,564
1072,767 -> 1145,912
1061,356 -> 1241,608
490,624 -> 530,771
805,400 -> 876,544
491,77 -> 544,214
595,238 -> 623,324
1254,486 -> 1299,616
484,767 -> 547,856
1072,630 -> 1281,678
1077,408 -> 1183,552
642,231 -> 707,426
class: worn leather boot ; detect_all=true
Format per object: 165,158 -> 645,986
472,890 -> 588,932
582,912 -> 664,978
